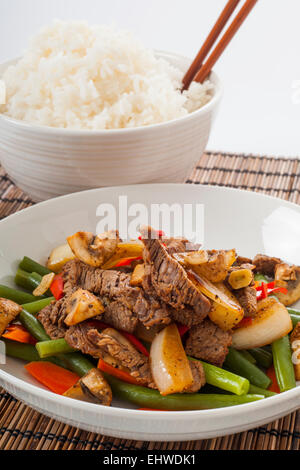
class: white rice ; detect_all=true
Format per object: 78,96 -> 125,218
0,20 -> 214,130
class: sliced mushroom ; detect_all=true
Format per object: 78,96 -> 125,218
0,298 -> 22,335
64,288 -> 104,326
67,230 -> 119,267
274,263 -> 300,306
130,263 -> 145,286
175,249 -> 236,283
63,382 -> 95,402
79,368 -> 112,405
63,368 -> 112,405
33,272 -> 55,296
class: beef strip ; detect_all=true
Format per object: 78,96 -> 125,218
88,327 -> 156,388
290,322 -> 300,344
234,256 -> 253,266
170,306 -> 202,328
65,322 -> 102,356
62,260 -> 171,329
101,297 -> 138,333
140,226 -> 211,324
185,319 -> 232,367
37,295 -> 71,339
253,254 -> 282,277
234,286 -> 257,317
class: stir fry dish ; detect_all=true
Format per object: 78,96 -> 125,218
1,226 -> 300,411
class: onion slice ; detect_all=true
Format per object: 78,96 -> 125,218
232,297 -> 293,350
150,324 -> 193,395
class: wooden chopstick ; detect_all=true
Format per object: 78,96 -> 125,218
182,0 -> 241,91
194,0 -> 258,84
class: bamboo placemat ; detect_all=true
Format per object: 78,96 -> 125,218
0,151 -> 300,451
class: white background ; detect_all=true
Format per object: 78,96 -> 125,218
1,0 -> 300,157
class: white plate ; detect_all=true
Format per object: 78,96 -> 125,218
0,183 -> 300,441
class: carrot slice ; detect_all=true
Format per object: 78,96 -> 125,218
24,361 -> 80,395
266,365 -> 281,394
98,359 -> 141,386
3,325 -> 36,345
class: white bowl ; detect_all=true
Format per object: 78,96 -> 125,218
0,52 -> 222,202
0,183 -> 299,441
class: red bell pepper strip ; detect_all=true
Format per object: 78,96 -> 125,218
25,361 -> 80,395
3,325 -> 37,345
113,257 -> 142,268
256,281 -> 288,301
266,365 -> 280,394
261,282 -> 268,300
122,331 -> 150,357
50,274 -> 64,300
256,281 -> 275,292
177,324 -> 190,337
98,359 -> 141,386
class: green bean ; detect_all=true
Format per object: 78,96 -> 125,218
249,348 -> 273,369
18,308 -> 94,376
189,357 -> 249,395
224,348 -> 271,389
248,384 -> 277,398
272,336 -> 296,392
36,339 -> 75,358
0,285 -> 43,304
105,375 -> 263,410
19,256 -> 52,276
19,309 -> 50,342
3,338 -> 42,362
22,297 -> 54,314
3,338 -> 67,368
15,269 -> 43,293
240,350 -> 256,364
61,353 -> 94,377
287,308 -> 300,327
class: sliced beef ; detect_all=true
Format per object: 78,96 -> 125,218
87,327 -> 156,388
62,260 -> 171,329
140,226 -> 211,324
101,298 -> 138,333
234,286 -> 257,317
164,237 -> 200,254
65,322 -> 102,356
37,295 -> 70,339
290,321 -> 300,344
164,238 -> 187,254
253,254 -> 282,277
235,256 -> 253,266
185,319 -> 232,367
170,306 -> 201,328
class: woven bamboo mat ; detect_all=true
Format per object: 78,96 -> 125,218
0,151 -> 300,451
